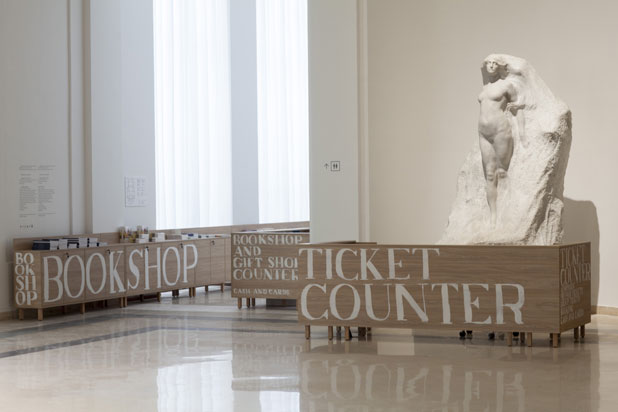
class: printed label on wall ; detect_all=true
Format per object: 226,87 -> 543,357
18,164 -> 57,232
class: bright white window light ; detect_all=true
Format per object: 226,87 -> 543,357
154,0 -> 233,229
256,0 -> 309,224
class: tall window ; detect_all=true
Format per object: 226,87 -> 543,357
256,0 -> 309,223
154,0 -> 309,229
154,0 -> 232,229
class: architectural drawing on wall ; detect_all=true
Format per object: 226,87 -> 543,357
440,54 -> 572,245
125,176 -> 147,207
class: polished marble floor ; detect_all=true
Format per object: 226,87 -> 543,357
0,288 -> 616,411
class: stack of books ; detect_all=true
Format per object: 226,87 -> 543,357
31,237 -> 108,250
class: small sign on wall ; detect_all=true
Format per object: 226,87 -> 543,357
18,164 -> 58,233
125,176 -> 147,207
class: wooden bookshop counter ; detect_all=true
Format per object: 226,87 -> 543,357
12,222 -> 308,320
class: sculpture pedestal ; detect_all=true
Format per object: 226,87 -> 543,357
298,242 -> 591,348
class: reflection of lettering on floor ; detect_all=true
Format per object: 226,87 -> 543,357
301,359 -> 525,409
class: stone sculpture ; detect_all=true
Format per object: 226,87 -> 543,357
440,54 -> 571,245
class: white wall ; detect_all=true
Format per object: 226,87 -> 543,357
0,0 -> 73,314
87,0 -> 156,232
120,0 -> 157,230
0,0 -> 156,314
365,0 -> 615,307
308,0 -> 360,243
230,0 -> 260,225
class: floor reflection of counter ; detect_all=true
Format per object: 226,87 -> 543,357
299,330 -> 599,412
231,334 -> 303,392
0,291 -> 608,412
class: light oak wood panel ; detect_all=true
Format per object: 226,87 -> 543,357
62,250 -> 86,306
125,245 -> 148,296
13,251 -> 42,309
211,238 -> 226,284
195,241 -> 211,286
559,243 -> 592,332
231,232 -> 310,299
84,246 -> 126,302
179,242 -> 197,288
160,241 -> 183,292
225,238 -> 232,283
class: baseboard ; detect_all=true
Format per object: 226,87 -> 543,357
0,310 -> 16,321
593,305 -> 618,316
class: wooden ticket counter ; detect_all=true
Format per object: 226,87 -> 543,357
230,229 -> 310,308
298,243 -> 591,347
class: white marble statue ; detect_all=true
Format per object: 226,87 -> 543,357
478,55 -> 526,227
440,54 -> 571,245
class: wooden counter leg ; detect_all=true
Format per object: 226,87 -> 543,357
506,332 -> 513,347
140,294 -> 144,302
345,327 -> 351,341
80,303 -> 86,314
245,298 -> 250,308
157,292 -> 162,302
328,326 -> 334,340
172,290 -> 179,298
220,284 -> 224,292
305,325 -> 311,339
527,332 -> 532,347
336,326 -> 341,337
18,309 -> 24,320
205,286 -> 209,293
552,333 -> 559,348
251,298 -> 256,307
574,327 -> 580,341
237,298 -> 242,309
37,309 -> 43,321
580,325 -> 585,339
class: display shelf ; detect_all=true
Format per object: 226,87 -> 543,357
11,221 -> 308,320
